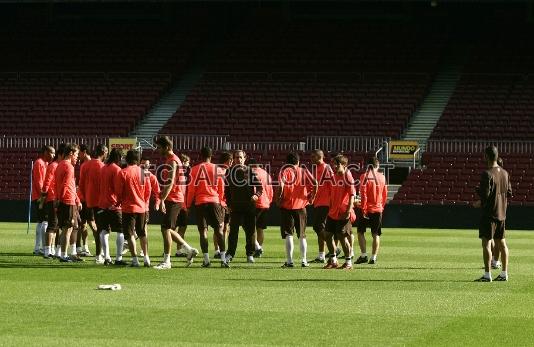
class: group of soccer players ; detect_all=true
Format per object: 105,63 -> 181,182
30,135 -> 388,270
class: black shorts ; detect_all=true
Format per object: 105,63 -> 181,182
479,218 -> 506,240
80,202 -> 95,224
195,203 -> 224,231
256,208 -> 269,229
326,216 -> 352,236
32,200 -> 47,223
122,212 -> 147,238
45,201 -> 58,233
161,201 -> 184,231
96,209 -> 122,233
356,211 -> 382,236
57,202 -> 76,229
176,208 -> 188,228
280,208 -> 307,239
312,206 -> 329,234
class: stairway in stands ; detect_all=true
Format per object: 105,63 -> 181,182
402,51 -> 465,151
131,42 -> 217,147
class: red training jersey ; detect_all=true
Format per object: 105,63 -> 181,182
279,165 -> 316,210
163,153 -> 186,204
328,170 -> 356,221
32,158 -> 47,201
80,159 -> 105,208
42,161 -> 58,203
186,162 -> 225,207
313,162 -> 333,208
115,165 -> 151,214
147,171 -> 161,211
55,160 -> 78,206
253,167 -> 273,209
98,163 -> 121,210
359,169 -> 388,214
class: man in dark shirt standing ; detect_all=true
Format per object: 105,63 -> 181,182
473,146 -> 512,282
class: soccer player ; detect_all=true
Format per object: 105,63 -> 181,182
225,150 -> 263,263
249,157 -> 273,257
97,148 -> 124,266
186,146 -> 228,268
490,157 -> 505,270
116,150 -> 151,267
277,152 -> 317,268
175,153 -> 191,256
213,151 -> 233,259
154,136 -> 198,270
137,157 -> 160,258
324,154 -> 356,270
355,156 -> 388,265
80,144 -> 108,263
473,146 -> 512,282
54,143 -> 81,262
310,149 -> 333,263
32,145 -> 55,255
41,144 -> 63,258
76,144 -> 92,256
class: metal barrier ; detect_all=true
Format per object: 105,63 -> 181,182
306,136 -> 390,153
225,141 -> 306,152
427,140 -> 534,154
0,136 -> 109,149
158,134 -> 229,151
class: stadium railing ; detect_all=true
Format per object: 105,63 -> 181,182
157,134 -> 229,151
306,136 -> 390,153
224,141 -> 306,152
0,71 -> 172,81
427,139 -> 534,154
0,136 -> 109,149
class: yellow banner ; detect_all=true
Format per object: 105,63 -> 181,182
109,138 -> 137,156
389,140 -> 419,159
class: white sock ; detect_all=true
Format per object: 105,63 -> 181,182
116,233 -> 124,261
132,256 -> 139,265
144,255 -> 150,264
331,255 -> 338,264
70,244 -> 77,256
34,223 -> 42,251
51,246 -> 56,256
299,238 -> 307,263
346,257 -> 353,266
182,243 -> 192,252
100,231 -> 110,259
318,252 -> 325,260
255,240 -> 261,250
220,251 -> 226,262
76,246 -> 83,253
285,236 -> 294,264
371,254 -> 377,261
40,222 -> 48,250
203,253 -> 210,263
84,244 -> 90,252
500,271 -> 508,278
484,271 -> 492,279
163,253 -> 171,263
57,249 -> 62,258
361,252 -> 368,258
44,246 -> 50,256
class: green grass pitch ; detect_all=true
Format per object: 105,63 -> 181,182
1,222 -> 533,346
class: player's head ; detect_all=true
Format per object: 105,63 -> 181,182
56,143 -> 66,161
41,145 -> 55,162
233,150 -> 246,166
286,152 -> 300,165
79,144 -> 90,161
93,144 -> 108,160
63,143 -> 79,165
125,149 -> 140,166
106,148 -> 122,165
155,136 -> 173,155
179,153 -> 190,167
310,149 -> 324,164
248,157 -> 258,167
367,156 -> 379,170
484,146 -> 498,165
331,154 -> 348,174
219,151 -> 233,167
200,146 -> 213,161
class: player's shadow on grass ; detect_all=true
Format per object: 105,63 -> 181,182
0,252 -> 43,257
0,261 -> 86,269
226,278 -> 474,283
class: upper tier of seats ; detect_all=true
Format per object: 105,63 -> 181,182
0,73 -> 171,136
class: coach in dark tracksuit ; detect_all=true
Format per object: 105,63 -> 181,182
225,163 -> 263,262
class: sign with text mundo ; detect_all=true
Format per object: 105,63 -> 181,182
389,140 -> 419,160
109,138 -> 137,156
